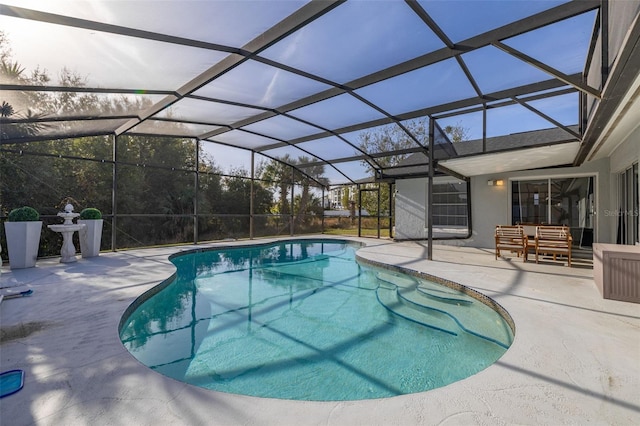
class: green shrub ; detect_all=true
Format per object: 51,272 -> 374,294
7,206 -> 40,222
79,207 -> 102,220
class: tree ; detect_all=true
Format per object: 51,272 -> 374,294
356,118 -> 469,216
0,60 -> 24,80
292,156 -> 327,226
1,30 -> 338,251
198,152 -> 224,213
0,35 -> 50,139
113,135 -> 200,245
260,155 -> 293,216
212,167 -> 273,238
0,33 -> 216,251
0,101 -> 13,117
0,31 -> 11,64
219,167 -> 271,215
357,121 -> 425,216
358,120 -> 425,171
443,121 -> 470,143
258,155 -> 327,233
341,186 -> 351,210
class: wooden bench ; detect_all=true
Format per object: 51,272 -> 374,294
495,225 -> 528,261
520,223 -> 538,258
534,225 -> 572,267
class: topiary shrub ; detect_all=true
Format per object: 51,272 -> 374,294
79,208 -> 102,220
7,206 -> 40,222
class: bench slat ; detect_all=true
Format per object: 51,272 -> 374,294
535,225 -> 572,267
495,225 -> 527,262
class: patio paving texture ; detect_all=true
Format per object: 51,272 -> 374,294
0,236 -> 638,425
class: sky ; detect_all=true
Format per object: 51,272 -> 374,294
0,1 -> 596,184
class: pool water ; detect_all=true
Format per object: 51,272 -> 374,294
120,240 -> 513,401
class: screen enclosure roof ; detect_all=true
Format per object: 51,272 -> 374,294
0,1 -> 607,185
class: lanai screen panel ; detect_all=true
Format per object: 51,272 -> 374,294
128,121 -> 220,138
207,131 -> 280,151
1,1 -> 601,184
294,136 -> 362,162
192,60 -> 333,109
201,143 -> 253,177
260,145 -> 322,166
418,0 -> 568,42
259,0 -> 446,83
288,93 -> 386,131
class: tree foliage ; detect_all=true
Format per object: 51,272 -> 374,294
260,154 -> 293,216
357,120 -> 426,171
355,118 -> 469,216
356,121 -> 427,216
258,155 -> 327,224
443,121 -> 470,143
0,31 -> 329,254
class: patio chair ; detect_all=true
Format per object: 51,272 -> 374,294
534,225 -> 572,267
495,225 -> 528,261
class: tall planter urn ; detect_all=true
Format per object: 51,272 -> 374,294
78,208 -> 103,258
4,206 -> 42,269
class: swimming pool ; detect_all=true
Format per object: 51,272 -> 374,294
119,239 -> 514,401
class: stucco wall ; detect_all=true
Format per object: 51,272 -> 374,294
395,178 -> 426,240
395,159 -> 612,249
469,158 -> 610,248
466,175 -> 509,248
394,176 -> 466,240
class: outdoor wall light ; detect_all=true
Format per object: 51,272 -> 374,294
487,179 -> 505,186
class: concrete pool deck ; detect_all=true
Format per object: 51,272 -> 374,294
1,237 -> 638,425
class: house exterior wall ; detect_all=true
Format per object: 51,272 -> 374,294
394,176 -> 466,240
469,158 -> 610,249
395,178 -> 427,240
467,175 -> 509,249
395,159 -> 612,249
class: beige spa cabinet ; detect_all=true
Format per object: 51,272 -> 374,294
593,243 -> 640,303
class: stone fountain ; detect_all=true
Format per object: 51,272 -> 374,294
48,203 -> 86,263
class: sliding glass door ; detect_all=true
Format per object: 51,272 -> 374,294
512,176 -> 595,246
617,163 -> 639,245
512,179 -> 548,225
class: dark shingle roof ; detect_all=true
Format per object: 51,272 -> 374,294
386,126 -> 579,179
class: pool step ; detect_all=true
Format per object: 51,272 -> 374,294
415,286 -> 473,306
376,272 -> 512,348
375,285 -> 458,336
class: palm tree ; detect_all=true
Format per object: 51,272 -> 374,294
261,154 -> 293,216
293,156 -> 327,225
0,54 -> 49,139
0,100 -> 14,117
0,60 -> 25,81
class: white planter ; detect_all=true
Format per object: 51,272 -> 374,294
4,221 -> 42,269
79,219 -> 103,258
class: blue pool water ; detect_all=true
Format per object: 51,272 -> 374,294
120,239 -> 513,401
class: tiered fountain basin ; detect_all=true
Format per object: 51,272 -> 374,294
48,204 -> 85,263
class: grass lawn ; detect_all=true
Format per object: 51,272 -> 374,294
322,228 -> 391,238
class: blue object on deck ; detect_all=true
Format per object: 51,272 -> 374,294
8,289 -> 34,299
0,370 -> 25,398
0,289 -> 33,302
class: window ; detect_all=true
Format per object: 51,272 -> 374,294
433,180 -> 468,227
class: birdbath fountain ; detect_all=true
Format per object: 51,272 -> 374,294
48,203 -> 86,263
